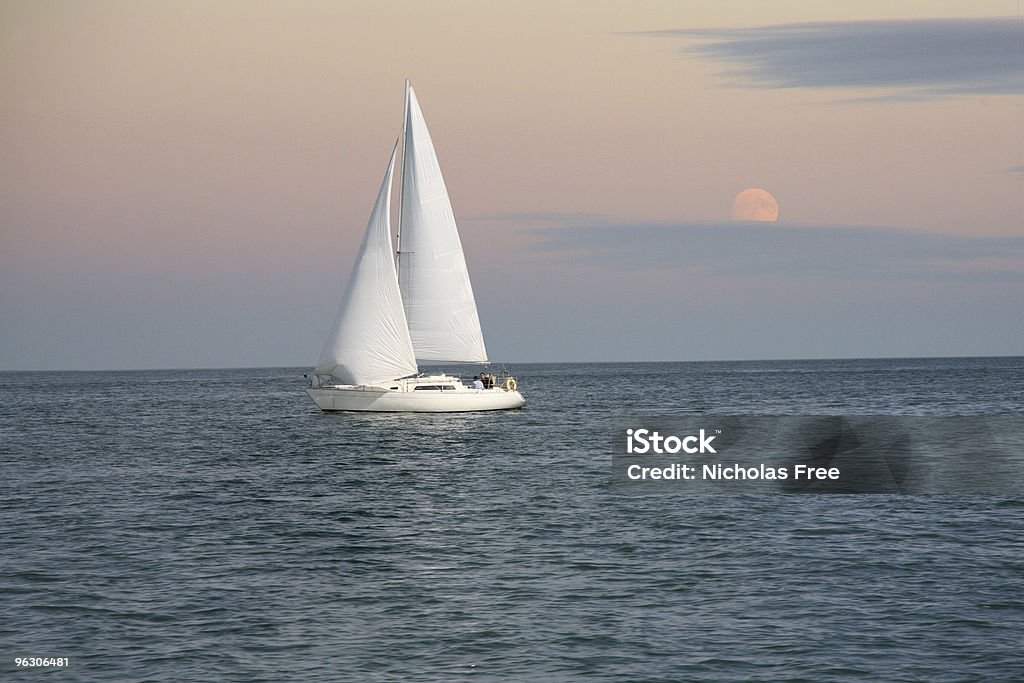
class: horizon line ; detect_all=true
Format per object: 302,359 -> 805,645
2,353 -> 1022,374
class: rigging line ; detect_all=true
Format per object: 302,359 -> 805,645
396,79 -> 410,278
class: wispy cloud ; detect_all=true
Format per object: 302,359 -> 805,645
652,17 -> 1024,99
525,218 -> 1024,283
462,211 -> 600,226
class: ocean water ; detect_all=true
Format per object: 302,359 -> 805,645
2,358 -> 1023,681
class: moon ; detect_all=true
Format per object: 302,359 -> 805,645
731,188 -> 779,222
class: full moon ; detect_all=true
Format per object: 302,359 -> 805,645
731,188 -> 779,222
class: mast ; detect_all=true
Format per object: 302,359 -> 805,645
395,78 -> 410,278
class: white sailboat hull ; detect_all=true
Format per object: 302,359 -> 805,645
306,375 -> 525,413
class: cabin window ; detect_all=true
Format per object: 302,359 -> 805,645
413,385 -> 456,391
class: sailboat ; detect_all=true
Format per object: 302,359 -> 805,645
306,81 -> 525,412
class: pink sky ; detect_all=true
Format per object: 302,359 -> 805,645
2,1 -> 1022,369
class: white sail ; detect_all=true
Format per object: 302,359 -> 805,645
398,85 -> 489,363
314,143 -> 418,385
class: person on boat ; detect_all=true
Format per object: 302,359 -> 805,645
480,372 -> 492,389
472,376 -> 484,390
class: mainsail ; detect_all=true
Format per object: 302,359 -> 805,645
314,143 -> 418,385
398,85 -> 489,363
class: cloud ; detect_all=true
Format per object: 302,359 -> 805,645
462,211 -> 600,226
653,18 -> 1024,99
524,218 -> 1024,283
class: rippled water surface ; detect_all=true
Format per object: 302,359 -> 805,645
2,358 -> 1023,681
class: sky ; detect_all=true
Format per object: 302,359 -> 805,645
1,0 -> 1022,370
